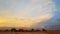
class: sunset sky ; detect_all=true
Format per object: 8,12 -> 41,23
0,0 -> 60,30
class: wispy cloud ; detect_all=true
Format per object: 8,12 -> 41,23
0,0 -> 56,27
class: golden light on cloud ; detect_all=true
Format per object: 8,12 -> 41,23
0,14 -> 52,27
0,0 -> 56,27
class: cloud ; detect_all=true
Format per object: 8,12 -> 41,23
0,0 -> 56,17
18,0 -> 56,17
0,0 -> 56,27
0,14 -> 52,27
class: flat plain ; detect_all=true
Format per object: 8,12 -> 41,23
0,30 -> 60,34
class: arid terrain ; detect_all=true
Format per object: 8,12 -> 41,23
0,30 -> 60,34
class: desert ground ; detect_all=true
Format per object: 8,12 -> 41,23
0,30 -> 60,34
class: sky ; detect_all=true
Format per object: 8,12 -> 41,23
0,0 -> 60,30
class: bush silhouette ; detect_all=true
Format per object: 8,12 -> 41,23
42,28 -> 46,31
11,28 -> 16,32
4,29 -> 9,32
18,29 -> 24,32
31,29 -> 34,32
36,29 -> 40,32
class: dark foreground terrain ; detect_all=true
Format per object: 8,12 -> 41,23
0,30 -> 60,34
